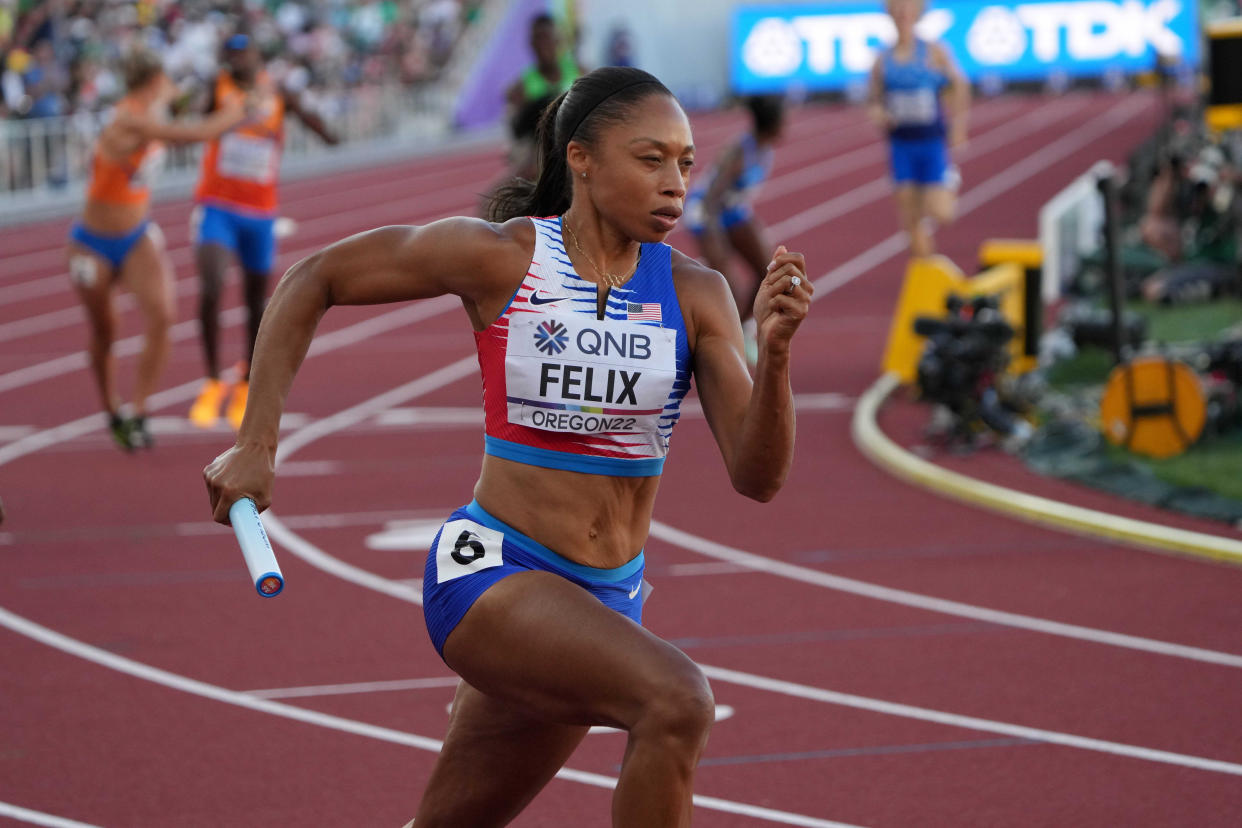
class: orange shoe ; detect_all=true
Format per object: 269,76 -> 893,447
225,380 -> 248,430
189,379 -> 228,428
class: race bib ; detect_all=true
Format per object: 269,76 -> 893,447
505,313 -> 677,436
218,133 -> 279,183
887,89 -> 938,126
435,519 -> 504,584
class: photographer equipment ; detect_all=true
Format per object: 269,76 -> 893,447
914,293 -> 1029,444
1099,356 -> 1206,458
1096,162 -> 1128,365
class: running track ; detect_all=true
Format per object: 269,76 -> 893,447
3,92 -> 1242,827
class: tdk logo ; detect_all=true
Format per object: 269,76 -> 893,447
742,11 -> 952,75
739,0 -> 1188,79
967,0 -> 1184,64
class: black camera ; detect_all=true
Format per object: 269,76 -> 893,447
914,294 -> 1029,443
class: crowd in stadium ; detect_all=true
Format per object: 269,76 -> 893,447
0,0 -> 481,120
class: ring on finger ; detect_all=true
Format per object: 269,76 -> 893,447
785,275 -> 802,294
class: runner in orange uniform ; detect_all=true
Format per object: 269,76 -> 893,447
189,33 -> 338,430
67,47 -> 246,451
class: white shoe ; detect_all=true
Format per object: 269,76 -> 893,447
943,164 -> 961,192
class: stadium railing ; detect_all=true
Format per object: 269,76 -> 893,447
0,82 -> 455,199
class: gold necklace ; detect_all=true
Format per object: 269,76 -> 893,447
563,221 -> 638,288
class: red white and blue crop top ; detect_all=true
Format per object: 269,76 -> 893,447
476,216 -> 692,477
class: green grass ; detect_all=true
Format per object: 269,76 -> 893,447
1044,346 -> 1114,387
1123,430 -> 1242,502
1133,298 -> 1242,344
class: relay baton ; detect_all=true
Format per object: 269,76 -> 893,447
228,497 -> 284,597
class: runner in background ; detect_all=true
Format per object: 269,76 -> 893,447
867,0 -> 970,258
188,33 -> 338,431
67,47 -> 246,451
504,13 -> 581,182
685,95 -> 785,365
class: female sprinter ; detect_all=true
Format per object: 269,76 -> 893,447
203,67 -> 811,826
68,47 -> 245,450
686,94 -> 785,363
867,0 -> 970,257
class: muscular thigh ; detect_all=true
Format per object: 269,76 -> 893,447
443,570 -> 703,731
120,226 -> 175,317
67,244 -> 115,317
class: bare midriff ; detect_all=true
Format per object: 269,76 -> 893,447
80,197 -> 148,235
473,454 -> 661,570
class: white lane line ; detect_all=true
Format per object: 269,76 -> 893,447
6,96 -> 1046,410
245,677 -> 460,699
0,89 -> 1201,826
646,521 -> 1242,669
0,803 -> 101,828
0,607 -> 863,828
804,92 -> 1156,307
267,493 -> 1242,777
0,104 -> 853,302
0,297 -> 455,466
697,664 -> 1242,777
0,94 -> 1025,344
0,209 -> 470,394
764,96 -> 1090,239
0,94 -> 1069,399
761,94 -> 1028,199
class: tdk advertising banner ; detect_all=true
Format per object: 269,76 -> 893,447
731,0 -> 1200,93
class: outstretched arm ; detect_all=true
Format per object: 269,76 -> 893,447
284,88 -> 339,145
866,58 -> 892,132
934,43 -> 970,148
682,246 -> 811,501
204,219 -> 525,522
123,95 -> 246,144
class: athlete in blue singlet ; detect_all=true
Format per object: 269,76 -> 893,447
686,95 -> 784,360
204,67 -> 812,825
868,0 -> 970,257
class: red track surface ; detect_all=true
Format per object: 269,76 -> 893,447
4,92 -> 1242,827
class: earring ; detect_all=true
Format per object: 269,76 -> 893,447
581,172 -> 587,178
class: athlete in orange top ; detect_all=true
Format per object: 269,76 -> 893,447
67,47 -> 246,451
189,33 -> 338,431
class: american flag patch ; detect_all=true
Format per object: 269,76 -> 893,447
627,302 -> 662,322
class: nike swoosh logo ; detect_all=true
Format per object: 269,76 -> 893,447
530,293 -> 567,305
628,583 -> 641,600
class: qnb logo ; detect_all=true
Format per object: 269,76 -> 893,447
534,319 -> 569,355
968,0 -> 1185,65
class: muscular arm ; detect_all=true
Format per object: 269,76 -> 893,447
680,246 -> 810,501
933,43 -> 970,146
122,96 -> 246,144
284,88 -> 339,145
866,58 -> 891,131
204,218 -> 528,522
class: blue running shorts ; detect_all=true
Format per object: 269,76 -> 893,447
889,135 -> 951,186
685,192 -> 752,236
195,203 -> 277,273
422,499 -> 646,657
69,220 -> 149,270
